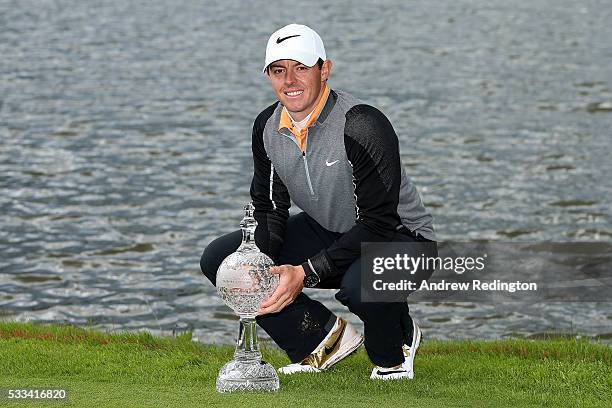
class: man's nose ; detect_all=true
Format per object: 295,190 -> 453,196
284,69 -> 297,85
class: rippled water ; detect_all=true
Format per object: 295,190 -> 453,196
1,0 -> 611,345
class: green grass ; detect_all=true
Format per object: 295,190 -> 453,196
0,321 -> 610,407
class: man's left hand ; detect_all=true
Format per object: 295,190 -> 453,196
258,265 -> 305,315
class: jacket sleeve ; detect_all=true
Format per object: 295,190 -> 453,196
250,104 -> 291,263
301,104 -> 403,280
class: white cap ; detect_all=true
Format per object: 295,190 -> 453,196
263,24 -> 326,73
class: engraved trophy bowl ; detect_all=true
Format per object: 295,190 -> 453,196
215,203 -> 280,393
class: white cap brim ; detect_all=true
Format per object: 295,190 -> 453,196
263,51 -> 320,73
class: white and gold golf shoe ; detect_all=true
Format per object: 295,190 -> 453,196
278,317 -> 363,374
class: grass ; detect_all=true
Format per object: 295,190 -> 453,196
0,320 -> 610,407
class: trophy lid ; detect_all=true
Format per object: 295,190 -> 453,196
240,202 -> 257,231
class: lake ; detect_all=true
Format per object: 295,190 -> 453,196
1,0 -> 611,344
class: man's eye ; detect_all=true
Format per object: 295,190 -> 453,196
273,69 -> 284,75
297,66 -> 307,71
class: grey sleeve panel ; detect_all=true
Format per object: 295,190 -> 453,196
307,104 -> 404,280
250,102 -> 291,262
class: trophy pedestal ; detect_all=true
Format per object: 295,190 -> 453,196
216,359 -> 279,393
216,318 -> 279,393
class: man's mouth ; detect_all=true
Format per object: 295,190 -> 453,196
284,90 -> 304,97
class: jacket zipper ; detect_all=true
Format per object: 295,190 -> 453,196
279,129 -> 317,198
302,132 -> 316,198
302,151 -> 316,197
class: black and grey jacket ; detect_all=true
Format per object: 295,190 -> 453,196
250,89 -> 435,282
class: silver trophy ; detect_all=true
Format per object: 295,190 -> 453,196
215,203 -> 280,392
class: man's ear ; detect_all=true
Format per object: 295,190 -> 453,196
321,59 -> 332,82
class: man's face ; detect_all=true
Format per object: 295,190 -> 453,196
266,59 -> 332,121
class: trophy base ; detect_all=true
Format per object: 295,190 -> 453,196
216,359 -> 279,393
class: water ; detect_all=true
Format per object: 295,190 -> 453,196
1,0 -> 611,345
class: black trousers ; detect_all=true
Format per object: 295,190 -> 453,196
200,212 -> 437,367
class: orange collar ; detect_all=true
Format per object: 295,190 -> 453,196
278,85 -> 330,135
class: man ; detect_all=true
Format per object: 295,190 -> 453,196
200,23 -> 437,380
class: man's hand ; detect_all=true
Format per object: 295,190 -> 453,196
258,265 -> 305,315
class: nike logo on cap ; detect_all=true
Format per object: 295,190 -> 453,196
326,160 -> 339,167
277,34 -> 300,44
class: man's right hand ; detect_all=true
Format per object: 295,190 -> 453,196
258,264 -> 305,315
